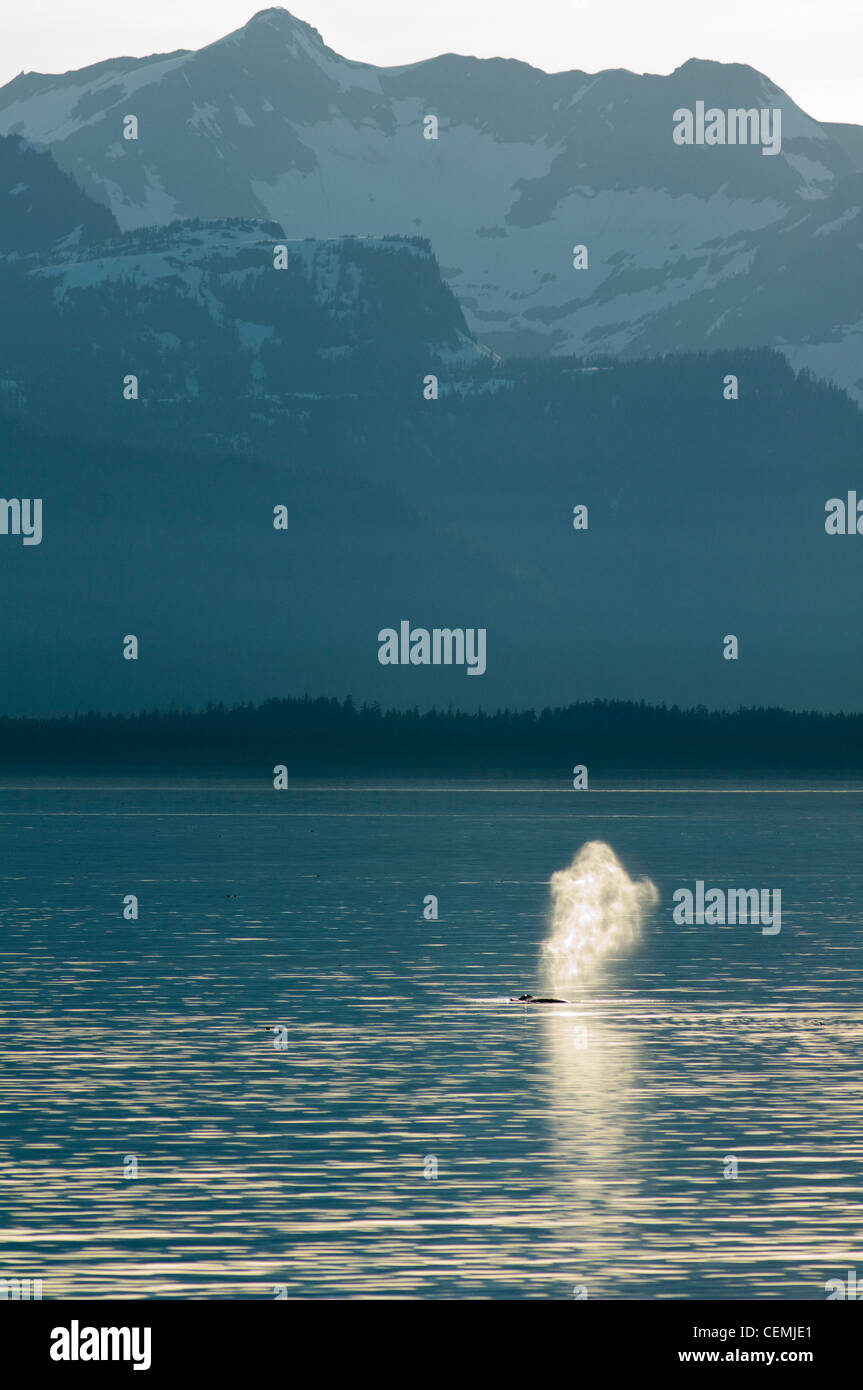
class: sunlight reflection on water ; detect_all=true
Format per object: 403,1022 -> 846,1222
0,778 -> 861,1299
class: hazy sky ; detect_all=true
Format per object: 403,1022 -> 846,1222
2,1 -> 861,125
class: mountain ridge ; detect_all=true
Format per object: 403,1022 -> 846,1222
2,7 -> 858,401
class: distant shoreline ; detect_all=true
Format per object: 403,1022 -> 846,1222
2,696 -> 861,773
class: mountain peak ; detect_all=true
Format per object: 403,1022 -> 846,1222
245,7 -> 326,46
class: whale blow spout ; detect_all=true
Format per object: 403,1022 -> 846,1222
542,841 -> 658,990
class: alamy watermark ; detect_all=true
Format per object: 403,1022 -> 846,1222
825,492 -> 863,534
825,1270 -> 862,1299
1,1277 -> 43,1299
672,881 -> 781,935
673,102 -> 782,156
0,497 -> 42,545
50,1322 -> 151,1371
378,621 -> 486,676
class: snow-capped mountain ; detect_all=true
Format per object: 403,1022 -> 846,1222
1,6 -> 860,402
1,135 -> 862,715
0,130 -> 484,427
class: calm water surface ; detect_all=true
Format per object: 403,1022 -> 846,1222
0,777 -> 861,1299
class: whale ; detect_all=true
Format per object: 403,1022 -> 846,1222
509,993 -> 569,1004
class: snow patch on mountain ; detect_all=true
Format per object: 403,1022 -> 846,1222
781,334 -> 863,405
813,206 -> 861,237
85,166 -> 179,228
780,153 -> 838,198
0,53 -> 191,143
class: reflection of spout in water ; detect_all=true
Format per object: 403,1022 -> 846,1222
541,841 -> 658,990
538,1003 -> 646,1245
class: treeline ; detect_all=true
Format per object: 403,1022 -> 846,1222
1,697 -> 861,772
